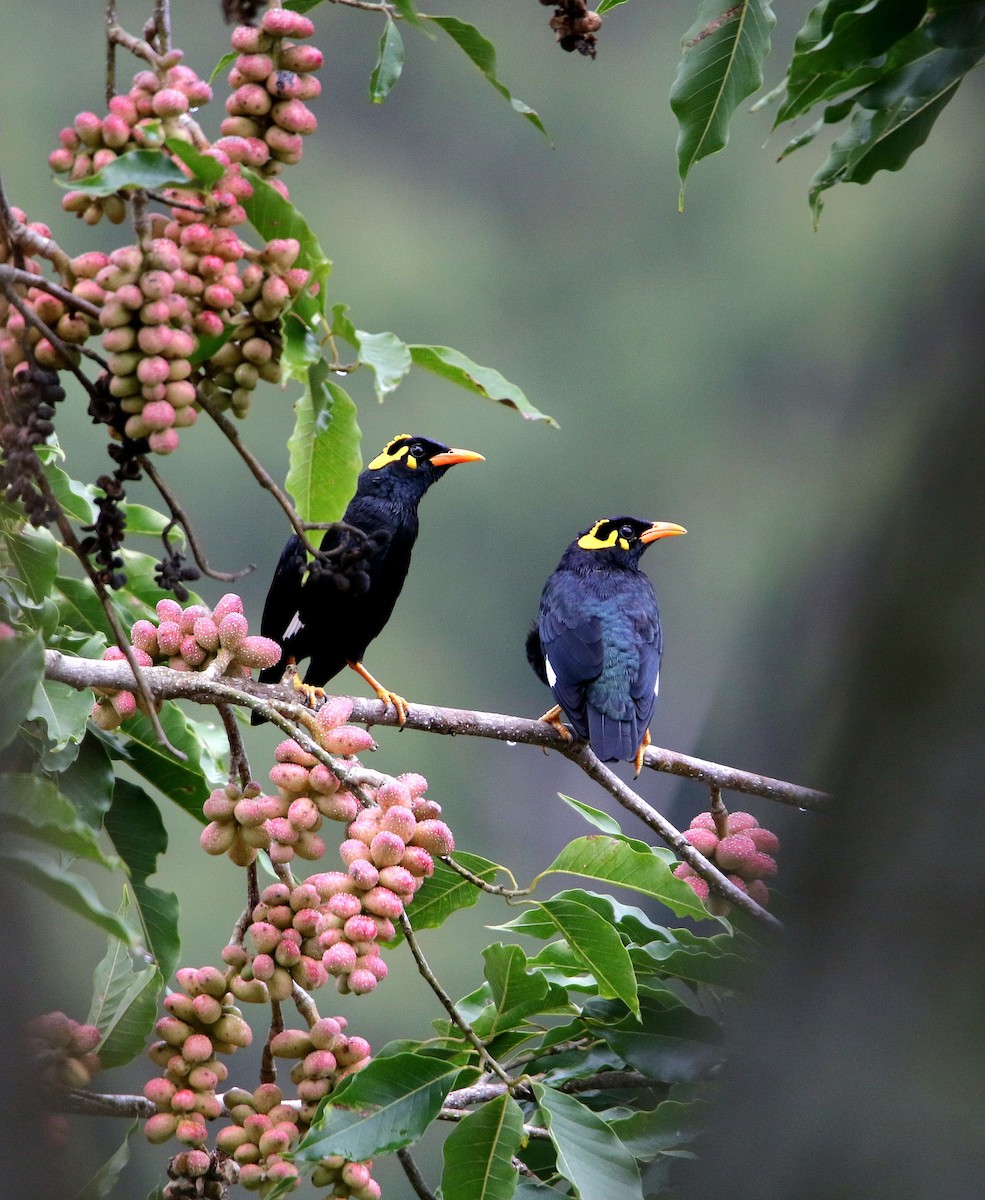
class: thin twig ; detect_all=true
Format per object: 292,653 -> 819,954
0,285 -> 105,397
107,22 -> 166,67
291,982 -> 321,1028
569,744 -> 782,929
260,999 -> 283,1084
141,456 -> 255,582
396,1148 -> 438,1200
218,703 -> 249,788
105,0 -> 117,106
59,1089 -> 156,1118
0,266 -> 101,320
441,854 -> 527,898
710,783 -> 729,839
197,391 -> 313,548
399,912 -> 512,1084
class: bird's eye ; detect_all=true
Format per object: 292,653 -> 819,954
619,524 -> 635,540
409,441 -> 427,459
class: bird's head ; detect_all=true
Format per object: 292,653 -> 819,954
366,434 -> 485,494
573,516 -> 687,566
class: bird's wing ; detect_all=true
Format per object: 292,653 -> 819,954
257,534 -> 308,679
538,601 -> 604,739
629,595 -> 663,730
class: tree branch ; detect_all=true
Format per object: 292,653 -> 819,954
42,650 -> 824,930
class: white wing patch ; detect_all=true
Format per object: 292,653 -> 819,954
654,672 -> 660,698
284,612 -> 305,640
545,655 -> 557,687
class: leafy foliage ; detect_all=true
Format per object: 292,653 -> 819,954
0,1 -> 898,1196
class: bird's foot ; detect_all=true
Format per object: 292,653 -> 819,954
633,729 -> 651,778
348,660 -> 409,725
376,687 -> 409,724
538,704 -> 572,743
290,670 -> 326,711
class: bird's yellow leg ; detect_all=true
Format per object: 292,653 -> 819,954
633,728 -> 651,777
348,660 -> 409,725
538,704 -> 573,742
282,661 -> 325,710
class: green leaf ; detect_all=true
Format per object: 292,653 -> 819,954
105,781 -> 181,980
75,1120 -> 142,1200
603,1098 -> 709,1160
162,138 -> 227,189
479,943 -> 553,1037
88,931 -> 162,1070
242,169 -> 332,329
356,329 -> 412,402
119,502 -> 184,543
776,11 -> 934,125
58,733 -> 116,828
55,148 -> 195,196
0,847 -> 133,942
2,524 -> 58,605
371,18 -> 405,102
537,896 -> 639,1016
409,344 -> 556,425
670,0 -> 776,206
0,773 -> 119,866
533,1083 -> 643,1200
597,0 -> 632,11
441,1093 -> 525,1200
594,995 -> 724,1082
209,49 -> 239,84
395,851 -> 501,936
100,701 -> 216,819
27,677 -> 92,753
558,793 -> 623,835
295,1053 -> 460,1162
285,371 -> 363,526
537,835 -> 711,921
392,0 -> 427,26
808,41 -> 985,223
426,16 -> 547,136
41,461 -> 96,523
0,632 -> 44,752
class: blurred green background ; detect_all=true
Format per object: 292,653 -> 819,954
4,0 -> 984,1194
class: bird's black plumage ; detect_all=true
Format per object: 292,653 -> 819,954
253,434 -> 483,723
527,515 -> 685,764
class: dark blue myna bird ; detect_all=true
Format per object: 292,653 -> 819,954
526,515 -> 686,772
253,434 -> 484,725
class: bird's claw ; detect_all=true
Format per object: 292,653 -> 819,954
376,687 -> 409,725
291,670 -> 326,711
538,704 -> 572,743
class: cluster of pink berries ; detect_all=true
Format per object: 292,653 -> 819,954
217,1021 -> 377,1196
0,211 -> 103,373
51,55 -> 213,225
90,593 -> 280,729
674,811 -> 779,911
220,11 -> 323,173
97,216 -> 307,447
201,697 -> 375,868
308,772 -> 454,995
144,966 -> 252,1149
27,1010 -> 102,1090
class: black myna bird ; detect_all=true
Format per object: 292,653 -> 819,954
526,515 -> 686,772
253,434 -> 484,725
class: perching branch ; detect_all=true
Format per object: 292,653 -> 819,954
42,650 -> 821,930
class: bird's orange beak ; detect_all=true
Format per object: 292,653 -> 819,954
429,448 -> 485,467
640,521 -> 687,544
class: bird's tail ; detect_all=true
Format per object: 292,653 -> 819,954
587,709 -> 640,764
